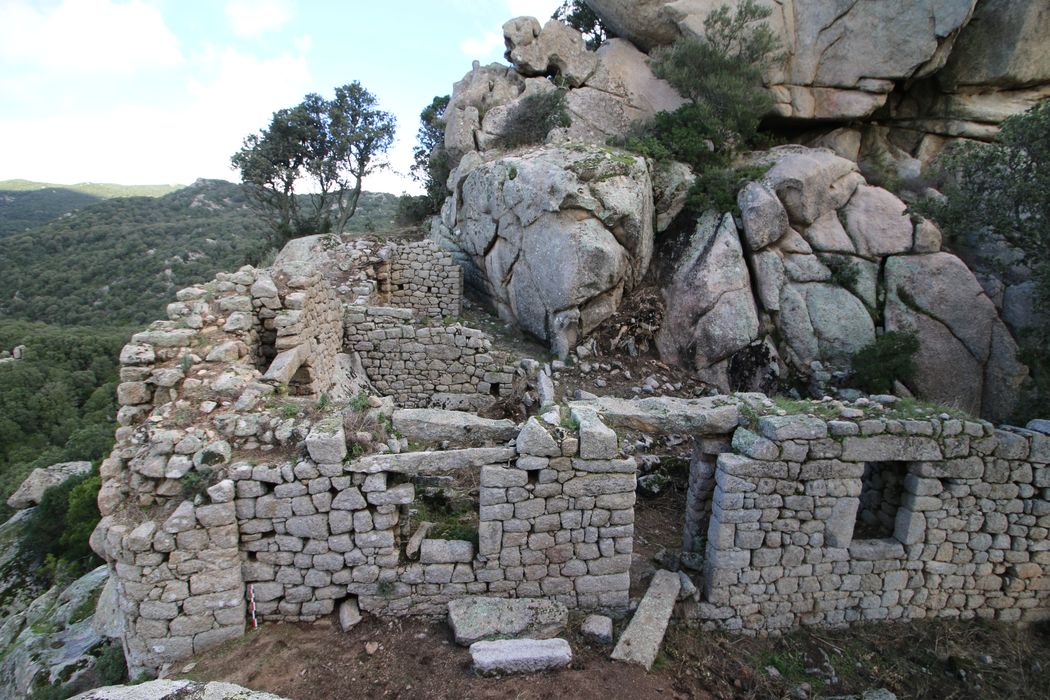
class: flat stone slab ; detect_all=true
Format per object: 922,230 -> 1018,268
448,597 -> 568,646
568,395 -> 740,436
611,569 -> 681,670
350,447 -> 516,474
470,638 -> 572,674
392,408 -> 518,447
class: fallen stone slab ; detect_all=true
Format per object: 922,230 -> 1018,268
470,638 -> 572,675
448,597 -> 568,646
338,598 -> 362,632
71,680 -> 289,699
392,408 -> 518,447
611,569 -> 681,670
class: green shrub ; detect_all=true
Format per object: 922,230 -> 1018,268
685,164 -> 771,216
181,467 -> 214,500
623,0 -> 779,171
552,1 -> 612,50
820,254 -> 861,292
497,90 -> 571,149
93,641 -> 128,686
349,390 -> 371,413
19,471 -> 102,586
849,331 -> 920,395
912,99 -> 1050,422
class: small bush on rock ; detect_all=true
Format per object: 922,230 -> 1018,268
497,90 -> 571,148
685,163 -> 771,215
93,640 -> 129,686
849,331 -> 920,395
621,0 -> 779,171
552,1 -> 612,50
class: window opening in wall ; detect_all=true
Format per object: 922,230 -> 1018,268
489,382 -> 501,397
404,471 -> 480,554
855,461 -> 909,540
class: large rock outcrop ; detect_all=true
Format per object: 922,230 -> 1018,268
443,19 -> 685,173
0,566 -> 112,699
584,0 -> 1050,143
433,144 -> 657,355
658,145 -> 1028,421
7,461 -> 92,509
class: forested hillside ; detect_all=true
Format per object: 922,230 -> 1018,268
0,321 -> 126,508
0,180 -> 400,326
0,177 -> 400,570
0,179 -> 184,237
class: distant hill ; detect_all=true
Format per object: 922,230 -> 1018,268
0,180 -> 184,237
0,179 -> 401,326
0,179 -> 183,198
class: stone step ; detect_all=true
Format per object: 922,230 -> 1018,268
610,569 -> 681,670
448,597 -> 568,646
391,408 -> 518,448
470,638 -> 572,674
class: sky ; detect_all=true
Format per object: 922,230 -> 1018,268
0,0 -> 565,193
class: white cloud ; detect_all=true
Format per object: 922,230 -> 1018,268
0,0 -> 182,74
459,30 -> 503,59
506,0 -> 563,20
225,0 -> 292,38
0,47 -> 313,185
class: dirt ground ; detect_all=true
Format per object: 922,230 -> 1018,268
178,609 -> 1050,700
176,485 -> 1050,700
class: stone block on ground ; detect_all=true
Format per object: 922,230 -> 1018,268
338,598 -> 362,632
610,569 -> 681,670
448,597 -> 568,646
580,614 -> 613,644
470,638 -> 572,675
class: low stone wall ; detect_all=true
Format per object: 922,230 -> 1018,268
387,240 -> 462,319
235,415 -> 634,620
693,413 -> 1050,632
344,305 -> 516,408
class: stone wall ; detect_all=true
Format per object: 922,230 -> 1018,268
387,240 -> 463,319
256,263 -> 344,397
693,413 -> 1050,632
234,415 -> 634,621
344,305 -> 517,408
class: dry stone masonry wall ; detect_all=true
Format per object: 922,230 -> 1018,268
235,414 -> 634,622
257,263 -> 343,397
97,228 -> 1049,677
692,410 -> 1050,633
343,306 -> 516,409
387,240 -> 463,318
